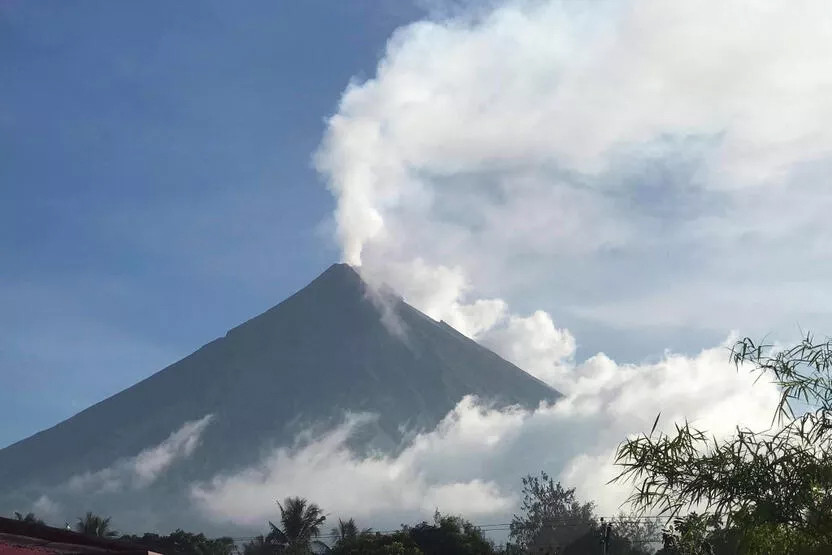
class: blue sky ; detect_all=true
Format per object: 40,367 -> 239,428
1,0 -> 422,447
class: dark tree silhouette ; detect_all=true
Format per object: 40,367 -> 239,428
240,535 -> 273,555
121,529 -> 235,555
266,497 -> 327,554
331,518 -> 359,544
407,511 -> 499,555
13,512 -> 44,525
75,512 -> 118,538
509,472 -> 596,551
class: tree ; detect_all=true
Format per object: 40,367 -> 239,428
553,516 -> 658,555
13,512 -> 44,525
406,510 -> 499,555
241,535 -> 274,555
329,530 -> 422,555
653,513 -> 740,555
332,519 -> 359,544
509,472 -> 596,552
608,515 -> 663,554
330,512 -> 496,555
332,518 -> 358,542
508,473 -> 658,554
330,518 -> 376,551
613,335 -> 832,553
267,497 -> 327,554
75,512 -> 118,538
121,530 -> 235,555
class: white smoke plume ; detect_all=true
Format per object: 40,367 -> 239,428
315,0 -> 832,342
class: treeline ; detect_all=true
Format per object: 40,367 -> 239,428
10,475 -> 659,555
234,486 -> 658,555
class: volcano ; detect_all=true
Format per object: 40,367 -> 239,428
0,263 -> 559,530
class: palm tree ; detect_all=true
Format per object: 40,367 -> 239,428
331,519 -> 358,544
75,512 -> 118,538
13,512 -> 44,525
266,497 -> 326,554
330,518 -> 372,548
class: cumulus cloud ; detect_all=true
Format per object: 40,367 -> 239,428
479,310 -> 575,390
67,414 -> 213,494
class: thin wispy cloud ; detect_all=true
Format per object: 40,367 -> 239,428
66,414 -> 214,494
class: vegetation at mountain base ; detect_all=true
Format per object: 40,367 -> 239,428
11,499 -> 657,554
327,510 -> 499,555
507,471 -> 658,554
13,511 -> 44,525
122,529 -> 236,555
614,334 -> 832,553
76,511 -> 119,537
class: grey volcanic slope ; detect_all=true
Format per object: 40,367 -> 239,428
0,263 -> 559,496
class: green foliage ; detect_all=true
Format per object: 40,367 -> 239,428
329,511 -> 499,555
121,530 -> 235,555
75,512 -> 118,538
655,513 -> 726,555
613,334 -> 832,553
608,515 -> 663,554
507,472 -> 656,554
406,510 -> 499,555
508,471 -> 596,551
330,529 -> 422,555
63,489 -> 658,555
331,518 -> 359,544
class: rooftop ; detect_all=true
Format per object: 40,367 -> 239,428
0,518 -> 158,555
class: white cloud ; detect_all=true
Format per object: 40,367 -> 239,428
315,0 -> 832,344
192,342 -> 780,526
67,414 -> 213,494
479,310 -> 575,390
32,495 -> 60,519
191,411 -> 513,528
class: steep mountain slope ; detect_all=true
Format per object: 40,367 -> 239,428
0,264 -> 558,524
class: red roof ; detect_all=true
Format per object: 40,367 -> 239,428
0,519 -> 156,555
0,542 -> 54,555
